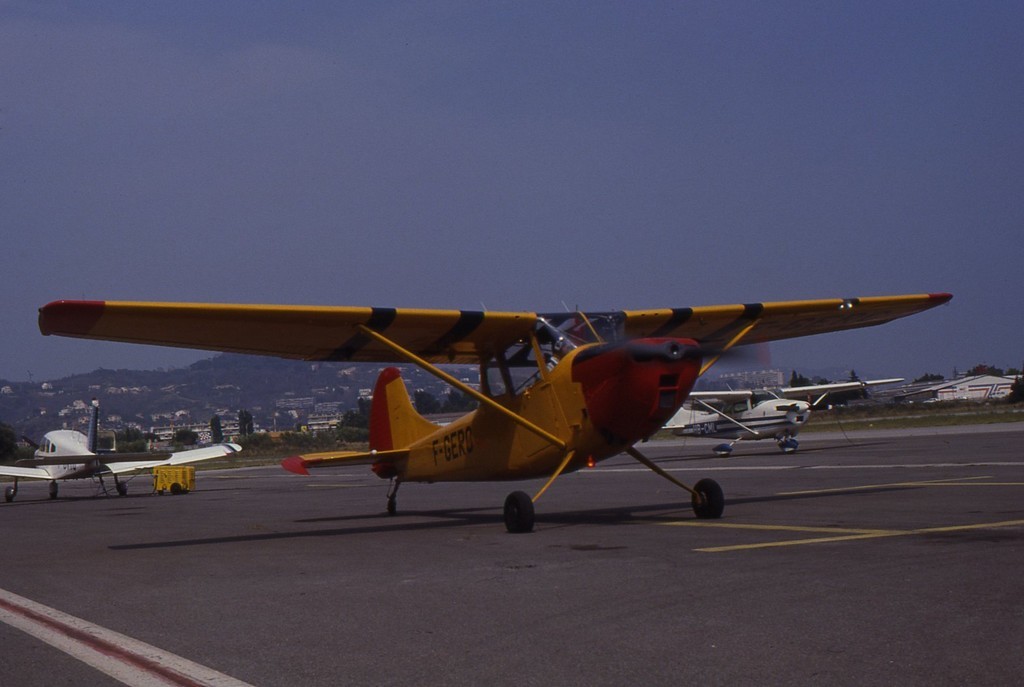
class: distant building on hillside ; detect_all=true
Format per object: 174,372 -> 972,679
150,419 -> 242,442
717,369 -> 786,389
895,374 -> 1015,403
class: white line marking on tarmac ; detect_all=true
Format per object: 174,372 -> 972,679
0,587 -> 253,687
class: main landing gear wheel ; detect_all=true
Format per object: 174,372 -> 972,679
116,481 -> 128,496
48,481 -> 59,500
691,478 -> 724,519
4,484 -> 16,503
504,491 -> 535,534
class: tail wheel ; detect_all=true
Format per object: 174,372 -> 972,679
386,479 -> 401,516
691,478 -> 724,519
503,491 -> 535,533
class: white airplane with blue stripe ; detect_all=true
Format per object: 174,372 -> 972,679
664,378 -> 902,456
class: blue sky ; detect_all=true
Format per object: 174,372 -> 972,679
1,2 -> 1020,382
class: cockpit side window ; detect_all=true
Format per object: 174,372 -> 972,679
483,363 -> 508,397
728,400 -> 750,414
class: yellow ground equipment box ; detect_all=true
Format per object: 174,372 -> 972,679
153,466 -> 195,495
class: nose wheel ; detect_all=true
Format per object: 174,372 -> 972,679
627,446 -> 725,520
777,437 -> 799,454
713,442 -> 735,457
691,478 -> 724,518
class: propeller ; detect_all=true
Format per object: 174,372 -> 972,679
625,339 -> 701,362
784,403 -> 809,425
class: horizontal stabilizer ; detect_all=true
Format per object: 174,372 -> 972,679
281,448 -> 410,475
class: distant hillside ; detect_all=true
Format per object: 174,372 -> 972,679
0,354 -> 473,439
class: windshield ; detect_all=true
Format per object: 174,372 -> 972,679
482,313 -> 618,397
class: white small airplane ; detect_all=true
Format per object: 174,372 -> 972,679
664,378 -> 903,456
1,400 -> 241,502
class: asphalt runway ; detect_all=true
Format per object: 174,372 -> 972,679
2,423 -> 1023,686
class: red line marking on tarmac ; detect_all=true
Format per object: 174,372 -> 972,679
0,588 -> 252,687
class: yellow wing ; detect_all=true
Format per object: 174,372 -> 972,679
38,293 -> 951,363
38,301 -> 537,364
616,293 -> 953,348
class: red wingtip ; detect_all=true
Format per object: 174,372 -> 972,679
38,300 -> 107,336
281,455 -> 310,476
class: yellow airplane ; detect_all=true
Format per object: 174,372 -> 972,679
38,293 -> 951,532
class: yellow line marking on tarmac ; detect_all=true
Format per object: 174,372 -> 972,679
305,483 -> 367,488
663,522 -> 895,535
664,519 -> 1024,553
914,520 -> 1024,534
663,475 -> 1024,552
909,482 -> 1024,487
777,475 -> 995,496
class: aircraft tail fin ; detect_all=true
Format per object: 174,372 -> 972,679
86,398 -> 100,453
369,367 -> 439,450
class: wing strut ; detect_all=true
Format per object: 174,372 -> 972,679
531,450 -> 576,503
626,446 -> 700,499
576,312 -> 605,343
354,324 -> 566,450
699,319 -> 760,376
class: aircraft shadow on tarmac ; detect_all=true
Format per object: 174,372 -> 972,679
107,508 -> 520,550
106,501 -> 721,550
0,484 -> 245,506
106,481 -> 920,551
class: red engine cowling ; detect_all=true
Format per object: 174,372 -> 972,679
571,338 -> 702,444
